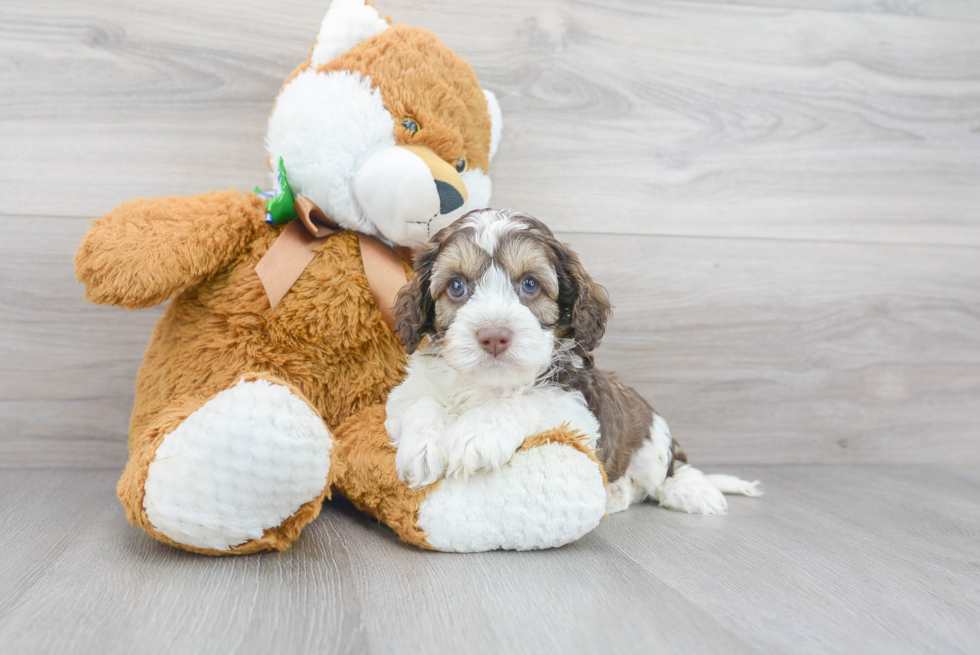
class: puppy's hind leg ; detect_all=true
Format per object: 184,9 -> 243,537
654,464 -> 729,515
610,414 -> 763,516
648,414 -> 728,514
625,414 -> 727,515
655,414 -> 763,513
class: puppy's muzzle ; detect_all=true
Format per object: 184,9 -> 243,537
477,326 -> 512,356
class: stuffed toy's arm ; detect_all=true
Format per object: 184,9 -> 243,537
331,405 -> 608,552
75,190 -> 266,308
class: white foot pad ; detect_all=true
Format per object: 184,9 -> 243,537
418,443 -> 606,552
143,379 -> 332,551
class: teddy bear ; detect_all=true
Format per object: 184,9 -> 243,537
74,0 -> 608,555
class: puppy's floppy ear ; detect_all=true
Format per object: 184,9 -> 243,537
552,241 -> 611,353
395,239 -> 440,354
511,212 -> 611,353
568,249 -> 611,352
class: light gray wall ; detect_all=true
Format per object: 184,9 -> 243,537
2,0 -> 978,467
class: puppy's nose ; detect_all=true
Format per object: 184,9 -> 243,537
477,327 -> 512,356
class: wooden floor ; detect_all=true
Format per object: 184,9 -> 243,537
1,465 -> 978,654
2,0 -> 979,653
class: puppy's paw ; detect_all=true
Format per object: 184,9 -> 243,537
605,477 -> 634,515
444,408 -> 525,480
393,422 -> 447,489
655,465 -> 728,515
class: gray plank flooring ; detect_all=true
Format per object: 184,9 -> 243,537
1,466 -> 977,654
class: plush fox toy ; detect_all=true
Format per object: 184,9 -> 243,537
75,0 -> 608,554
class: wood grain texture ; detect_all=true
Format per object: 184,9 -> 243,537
0,466 -> 977,654
3,217 -> 979,467
696,0 -> 980,22
1,0 -> 979,467
1,0 -> 978,244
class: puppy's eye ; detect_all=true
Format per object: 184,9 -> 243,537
401,118 -> 420,135
455,158 -> 466,173
520,277 -> 539,296
448,278 -> 468,299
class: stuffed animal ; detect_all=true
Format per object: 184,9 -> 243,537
74,0 -> 608,555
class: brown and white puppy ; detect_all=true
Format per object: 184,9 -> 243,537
385,209 -> 761,514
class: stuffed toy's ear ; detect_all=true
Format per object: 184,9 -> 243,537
483,89 -> 503,162
311,0 -> 391,67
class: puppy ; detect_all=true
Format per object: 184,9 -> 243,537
385,209 -> 761,515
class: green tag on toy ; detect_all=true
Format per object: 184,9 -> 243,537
265,157 -> 297,225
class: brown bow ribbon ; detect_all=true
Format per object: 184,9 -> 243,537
254,197 -> 409,333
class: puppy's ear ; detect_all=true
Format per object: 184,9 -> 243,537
395,239 -> 440,354
513,213 -> 611,353
554,243 -> 611,353
568,250 -> 611,352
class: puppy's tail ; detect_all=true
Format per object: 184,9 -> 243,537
705,473 -> 763,497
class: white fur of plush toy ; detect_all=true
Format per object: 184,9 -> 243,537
267,2 -> 503,246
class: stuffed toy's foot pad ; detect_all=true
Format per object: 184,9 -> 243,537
417,442 -> 606,552
142,379 -> 332,551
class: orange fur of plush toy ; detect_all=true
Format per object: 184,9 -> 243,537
319,25 -> 493,172
78,191 -> 412,554
75,12 -> 606,555
272,24 -> 491,175
76,190 -> 602,554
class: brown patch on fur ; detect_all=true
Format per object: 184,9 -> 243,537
493,232 -> 561,326
510,215 -> 611,356
552,366 -> 689,482
429,232 -> 490,331
553,368 -> 653,482
429,229 -> 488,296
670,439 -> 688,476
394,227 -> 446,353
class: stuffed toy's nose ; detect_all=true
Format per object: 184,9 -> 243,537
353,145 -> 471,245
434,180 -> 464,214
399,145 -> 468,212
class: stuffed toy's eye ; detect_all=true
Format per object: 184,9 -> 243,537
401,118 -> 419,134
520,277 -> 538,296
455,158 -> 466,173
448,278 -> 468,299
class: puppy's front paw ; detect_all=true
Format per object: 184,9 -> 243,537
444,408 -> 525,480
393,423 -> 447,489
